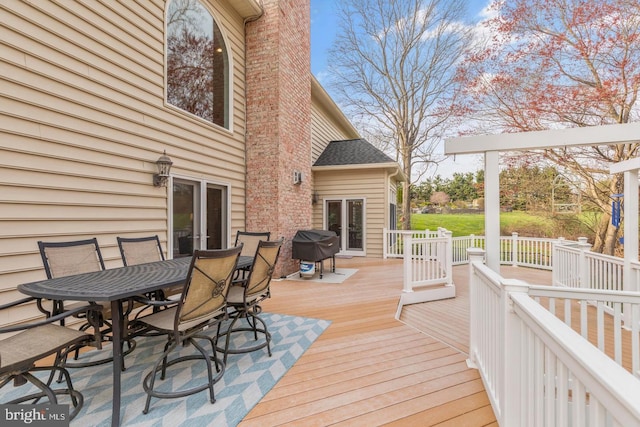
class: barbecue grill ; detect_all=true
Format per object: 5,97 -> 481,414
291,230 -> 339,278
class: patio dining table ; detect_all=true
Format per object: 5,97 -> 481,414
18,255 -> 253,427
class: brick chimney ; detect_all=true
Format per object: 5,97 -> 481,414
244,0 -> 312,277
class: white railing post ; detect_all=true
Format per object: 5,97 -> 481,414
403,233 -> 413,293
467,248 -> 485,368
501,281 -> 528,426
511,232 -> 519,267
444,230 -> 453,286
383,228 -> 388,259
552,238 -> 563,286
577,237 -> 591,288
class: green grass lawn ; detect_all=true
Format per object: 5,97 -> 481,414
410,211 -> 588,238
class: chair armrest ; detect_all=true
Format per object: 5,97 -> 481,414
0,296 -> 36,311
0,302 -> 103,334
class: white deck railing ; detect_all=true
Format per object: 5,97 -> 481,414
383,228 -> 441,258
553,238 -> 640,292
394,230 -> 455,310
468,250 -> 640,426
401,231 -> 453,292
385,228 -> 640,295
385,230 -> 565,269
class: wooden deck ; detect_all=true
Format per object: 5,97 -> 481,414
239,258 -> 537,426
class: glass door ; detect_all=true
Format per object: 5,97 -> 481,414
346,199 -> 363,251
325,198 -> 365,255
327,200 -> 342,245
171,179 -> 228,258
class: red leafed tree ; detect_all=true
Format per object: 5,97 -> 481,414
462,0 -> 640,254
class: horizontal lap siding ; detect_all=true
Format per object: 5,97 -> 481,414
0,1 -> 248,310
313,169 -> 386,257
311,103 -> 352,163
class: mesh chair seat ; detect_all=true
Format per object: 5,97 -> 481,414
132,245 -> 242,414
0,324 -> 87,370
0,298 -> 100,420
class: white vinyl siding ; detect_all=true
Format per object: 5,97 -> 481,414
0,0 -> 248,309
313,169 -> 387,258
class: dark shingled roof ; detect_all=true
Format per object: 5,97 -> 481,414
313,139 -> 395,166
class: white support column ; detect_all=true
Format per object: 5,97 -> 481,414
485,151 -> 501,272
624,169 -> 639,293
623,169 -> 639,326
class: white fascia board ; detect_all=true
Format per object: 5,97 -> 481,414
445,122 -> 640,155
312,162 -> 405,181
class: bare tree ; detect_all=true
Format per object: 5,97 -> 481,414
327,0 -> 472,229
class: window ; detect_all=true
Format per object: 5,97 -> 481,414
166,0 -> 229,128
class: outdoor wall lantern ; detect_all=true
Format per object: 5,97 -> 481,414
153,151 -> 173,187
312,190 -> 319,205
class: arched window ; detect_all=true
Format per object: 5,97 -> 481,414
166,0 -> 229,128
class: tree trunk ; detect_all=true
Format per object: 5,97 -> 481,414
402,151 -> 412,230
591,211 -> 619,255
402,180 -> 411,230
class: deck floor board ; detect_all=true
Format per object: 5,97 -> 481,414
243,257 -> 501,426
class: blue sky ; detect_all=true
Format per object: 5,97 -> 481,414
309,0 -> 492,178
311,0 -> 492,78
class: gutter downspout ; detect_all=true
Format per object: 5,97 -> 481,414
242,2 -> 265,233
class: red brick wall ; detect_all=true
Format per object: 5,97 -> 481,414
245,0 -> 312,276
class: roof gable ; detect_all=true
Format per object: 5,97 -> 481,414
313,139 -> 395,166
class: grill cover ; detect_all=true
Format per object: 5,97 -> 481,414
291,230 -> 339,261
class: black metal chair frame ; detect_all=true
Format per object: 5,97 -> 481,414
0,296 -> 102,420
37,238 -> 135,369
131,245 -> 242,414
218,239 -> 282,364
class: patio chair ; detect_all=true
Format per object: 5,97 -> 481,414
117,235 -> 165,266
117,235 -> 182,301
234,231 -> 271,279
38,238 -> 135,368
0,296 -> 101,420
218,238 -> 283,363
132,245 -> 242,414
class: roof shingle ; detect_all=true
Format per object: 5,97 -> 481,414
313,139 -> 395,166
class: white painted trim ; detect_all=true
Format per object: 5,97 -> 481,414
445,122 -> 640,154
168,174 -> 232,258
611,157 -> 640,174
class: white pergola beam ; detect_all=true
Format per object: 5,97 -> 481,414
445,122 -> 640,155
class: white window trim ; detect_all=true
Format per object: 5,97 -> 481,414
323,197 -> 367,257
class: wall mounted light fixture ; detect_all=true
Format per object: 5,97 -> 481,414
312,190 -> 319,205
153,151 -> 173,187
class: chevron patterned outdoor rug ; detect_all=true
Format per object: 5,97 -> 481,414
1,313 -> 330,426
